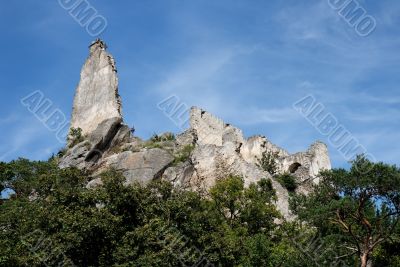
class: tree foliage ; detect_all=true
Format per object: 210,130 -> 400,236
257,151 -> 279,175
275,173 -> 297,192
291,156 -> 400,267
67,127 -> 84,148
1,156 -> 399,266
0,159 -> 303,267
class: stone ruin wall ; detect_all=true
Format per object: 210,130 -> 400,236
61,40 -> 333,220
190,106 -> 331,184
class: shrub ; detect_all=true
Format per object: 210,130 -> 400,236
67,127 -> 84,148
150,133 -> 162,143
144,133 -> 176,150
172,144 -> 194,165
150,133 -> 175,142
276,173 -> 297,192
162,133 -> 175,141
57,148 -> 67,158
257,151 -> 279,175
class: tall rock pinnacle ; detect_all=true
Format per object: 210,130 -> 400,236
70,39 -> 122,135
61,40 -> 332,221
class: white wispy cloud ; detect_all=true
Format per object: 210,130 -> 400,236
151,43 -> 261,112
0,114 -> 19,125
0,116 -> 48,161
355,92 -> 400,105
346,108 -> 400,123
233,107 -> 298,125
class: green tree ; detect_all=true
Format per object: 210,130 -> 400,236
205,176 -> 282,266
292,156 -> 400,267
276,173 -> 297,192
67,127 -> 84,147
0,159 -> 321,267
4,156 -> 398,266
257,151 -> 279,175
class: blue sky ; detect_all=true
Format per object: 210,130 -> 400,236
0,0 -> 399,173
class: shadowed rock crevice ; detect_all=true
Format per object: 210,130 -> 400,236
59,40 -> 332,220
85,117 -> 124,163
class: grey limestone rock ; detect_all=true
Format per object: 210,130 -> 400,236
188,107 -> 331,220
163,161 -> 195,188
70,39 -> 122,136
99,149 -> 174,184
88,117 -> 122,147
59,140 -> 91,169
59,40 -> 333,221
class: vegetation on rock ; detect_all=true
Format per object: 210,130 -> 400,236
67,127 -> 84,148
143,133 -> 176,150
257,151 -> 279,175
275,173 -> 297,192
0,156 -> 399,266
172,144 -> 194,166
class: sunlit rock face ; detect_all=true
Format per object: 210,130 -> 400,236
61,40 -> 332,221
70,39 -> 122,136
189,107 -> 331,185
187,107 -> 331,219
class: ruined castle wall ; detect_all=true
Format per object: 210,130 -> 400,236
190,107 -> 244,147
189,107 -> 331,184
63,40 -> 333,221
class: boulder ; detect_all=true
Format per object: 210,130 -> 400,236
59,141 -> 91,169
99,148 -> 174,184
87,117 -> 123,149
162,161 -> 195,188
175,129 -> 196,147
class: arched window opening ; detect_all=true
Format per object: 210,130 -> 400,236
289,162 -> 302,173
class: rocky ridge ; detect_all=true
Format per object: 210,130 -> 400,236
60,40 -> 332,220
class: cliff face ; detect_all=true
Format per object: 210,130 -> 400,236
70,39 -> 122,136
60,40 -> 332,220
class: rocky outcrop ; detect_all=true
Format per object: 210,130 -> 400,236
59,116 -> 131,170
70,39 -> 122,136
163,161 -> 195,188
97,149 -> 175,184
185,107 -> 331,219
188,141 -> 293,219
189,107 -> 331,185
60,40 -> 332,221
